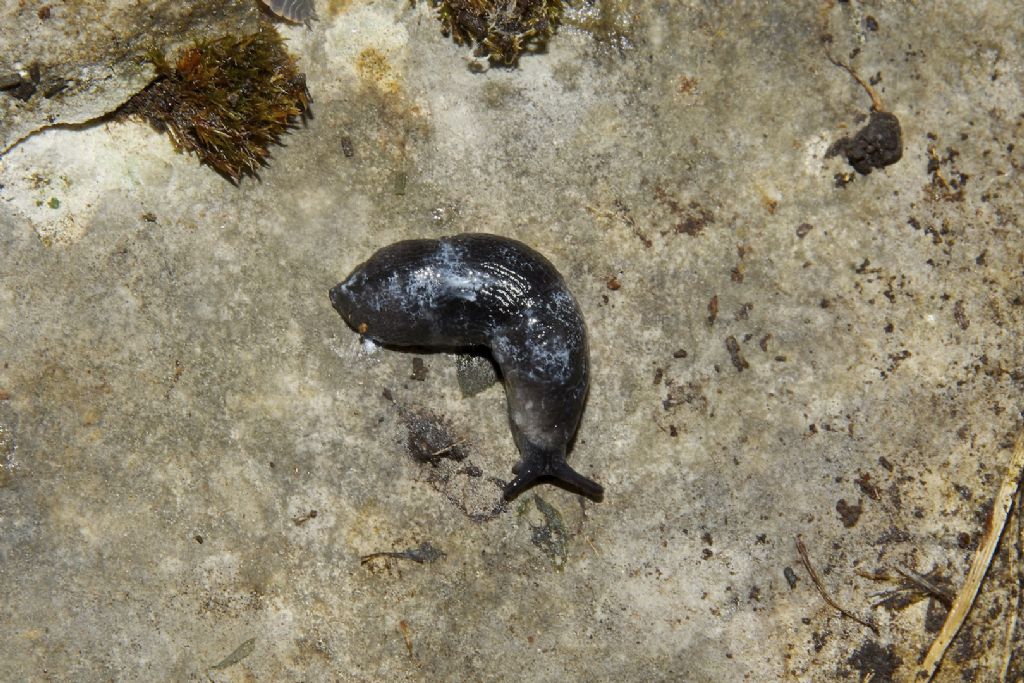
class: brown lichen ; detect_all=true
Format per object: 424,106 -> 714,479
424,0 -> 564,65
121,25 -> 310,183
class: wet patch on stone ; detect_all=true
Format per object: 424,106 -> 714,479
521,495 -> 568,569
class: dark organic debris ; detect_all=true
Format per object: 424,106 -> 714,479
383,391 -> 506,521
855,471 -> 880,500
360,541 -> 446,565
795,535 -> 879,634
398,407 -> 469,464
847,639 -> 902,683
263,0 -> 318,24
661,379 -> 707,413
863,565 -> 954,612
725,335 -> 749,372
1,63 -> 41,101
822,46 -> 901,176
654,186 -> 714,236
707,295 -> 718,325
827,111 -> 903,175
120,26 -> 310,183
835,498 -> 862,528
292,509 -> 318,525
424,0 -> 565,65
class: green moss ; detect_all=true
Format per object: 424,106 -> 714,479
424,0 -> 565,65
122,26 -> 310,183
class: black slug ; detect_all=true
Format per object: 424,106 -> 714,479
330,233 -> 604,502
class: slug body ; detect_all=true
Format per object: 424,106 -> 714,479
330,233 -> 603,501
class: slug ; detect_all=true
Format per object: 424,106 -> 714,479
330,233 -> 604,502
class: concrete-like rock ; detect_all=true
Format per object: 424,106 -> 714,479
0,2 -> 1022,681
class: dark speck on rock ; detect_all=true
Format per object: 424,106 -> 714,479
836,498 -> 862,528
784,566 -> 799,589
410,357 -> 428,381
828,111 -> 903,175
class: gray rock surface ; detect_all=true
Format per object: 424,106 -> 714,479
1,1 -> 1022,681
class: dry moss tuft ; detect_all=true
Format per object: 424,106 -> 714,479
425,0 -> 564,65
122,26 -> 310,183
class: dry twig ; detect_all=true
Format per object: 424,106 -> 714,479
916,433 -> 1024,681
893,565 -> 954,609
998,488 -> 1022,682
795,535 -> 879,634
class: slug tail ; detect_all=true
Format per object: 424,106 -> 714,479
502,472 -> 536,501
551,462 -> 604,502
503,462 -> 604,502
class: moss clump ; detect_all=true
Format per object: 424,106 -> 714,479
425,0 -> 564,65
122,26 -> 310,183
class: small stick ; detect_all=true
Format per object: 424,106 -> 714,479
818,2 -> 885,112
998,489 -> 1022,682
825,51 -> 885,112
398,620 -> 414,658
795,535 -> 879,634
856,568 -> 893,582
916,432 -> 1024,681
430,440 -> 465,458
360,542 -> 445,565
894,565 -> 954,608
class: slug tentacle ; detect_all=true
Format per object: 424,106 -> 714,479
331,233 -> 603,502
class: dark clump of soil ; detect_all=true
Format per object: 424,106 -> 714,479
384,391 -> 506,521
847,640 -> 902,682
828,111 -> 903,175
835,498 -> 862,528
399,408 -> 469,464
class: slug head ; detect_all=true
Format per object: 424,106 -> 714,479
329,250 -> 432,345
329,268 -> 377,337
